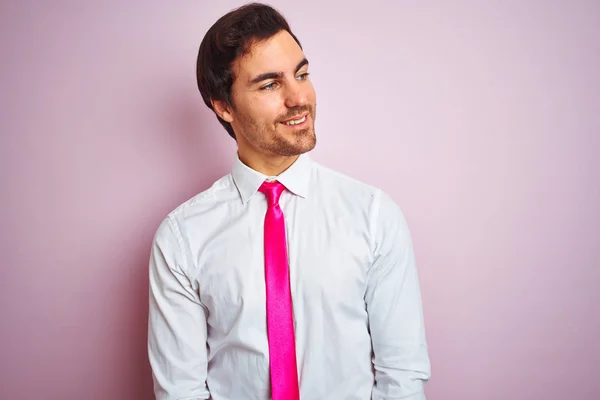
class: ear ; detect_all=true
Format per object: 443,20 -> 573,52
211,99 -> 234,123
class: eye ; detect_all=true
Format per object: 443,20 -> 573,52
261,82 -> 278,91
297,72 -> 310,81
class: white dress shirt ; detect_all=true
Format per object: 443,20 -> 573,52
148,153 -> 431,400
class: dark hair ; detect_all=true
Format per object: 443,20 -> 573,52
196,3 -> 302,140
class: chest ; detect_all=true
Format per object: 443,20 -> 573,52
192,195 -> 373,332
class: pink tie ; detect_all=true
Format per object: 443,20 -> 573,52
258,181 -> 300,400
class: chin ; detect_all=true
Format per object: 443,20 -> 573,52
271,135 -> 316,156
290,129 -> 316,153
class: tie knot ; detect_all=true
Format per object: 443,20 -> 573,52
259,180 -> 285,206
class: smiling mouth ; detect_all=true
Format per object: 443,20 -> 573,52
281,114 -> 308,126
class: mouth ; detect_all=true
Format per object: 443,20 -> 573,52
280,113 -> 309,129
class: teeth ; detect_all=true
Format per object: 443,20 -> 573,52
284,115 -> 306,125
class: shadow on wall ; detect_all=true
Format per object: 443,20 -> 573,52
160,87 -> 236,200
126,86 -> 234,399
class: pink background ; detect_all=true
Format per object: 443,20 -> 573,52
1,1 -> 599,399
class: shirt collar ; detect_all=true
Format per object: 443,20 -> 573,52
232,152 -> 312,204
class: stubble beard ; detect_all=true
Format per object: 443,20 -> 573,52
240,106 -> 317,157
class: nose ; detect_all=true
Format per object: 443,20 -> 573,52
284,79 -> 308,108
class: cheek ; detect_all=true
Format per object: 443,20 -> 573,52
305,81 -> 317,100
253,96 -> 283,124
235,96 -> 271,123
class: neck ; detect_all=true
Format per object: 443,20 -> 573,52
237,149 -> 300,176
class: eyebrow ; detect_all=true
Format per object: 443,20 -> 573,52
248,58 -> 309,85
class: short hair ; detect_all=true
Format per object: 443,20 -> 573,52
196,3 -> 302,140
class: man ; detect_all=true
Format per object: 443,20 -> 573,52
148,3 -> 431,399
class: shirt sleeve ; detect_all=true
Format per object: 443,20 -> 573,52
148,216 -> 210,400
365,190 -> 431,400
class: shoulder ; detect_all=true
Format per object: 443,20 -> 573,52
154,173 -> 236,237
310,159 -> 407,216
311,159 -> 408,220
311,159 -> 381,201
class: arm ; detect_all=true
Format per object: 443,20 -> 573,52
365,191 -> 431,400
148,216 -> 210,400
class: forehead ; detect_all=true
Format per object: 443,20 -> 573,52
233,30 -> 305,81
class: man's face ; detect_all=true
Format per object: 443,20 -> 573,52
225,30 -> 317,157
